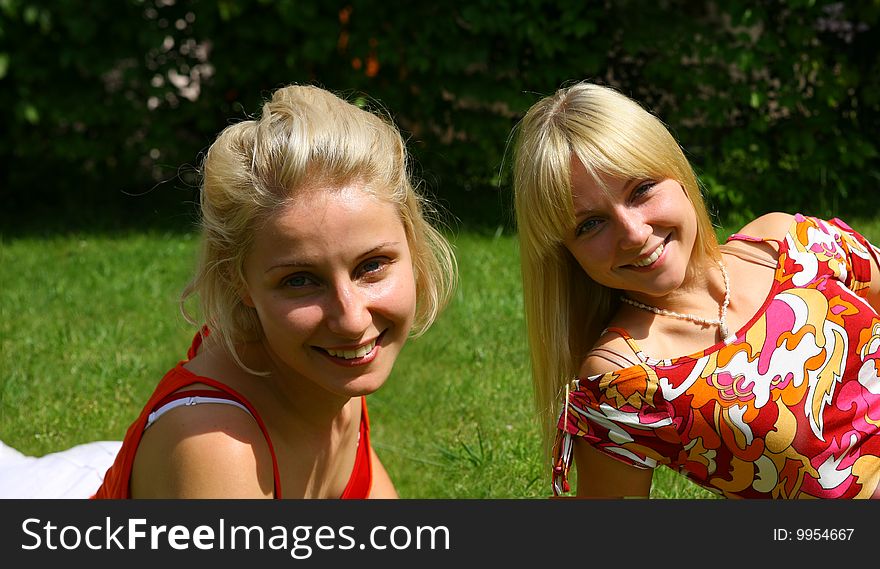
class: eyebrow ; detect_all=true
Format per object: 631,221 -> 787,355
264,241 -> 402,274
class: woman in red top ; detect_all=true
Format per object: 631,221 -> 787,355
94,84 -> 457,499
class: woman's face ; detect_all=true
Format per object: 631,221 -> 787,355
563,158 -> 698,302
240,185 -> 417,398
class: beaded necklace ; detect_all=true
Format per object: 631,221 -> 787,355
619,259 -> 736,345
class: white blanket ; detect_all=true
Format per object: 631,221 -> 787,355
0,440 -> 122,499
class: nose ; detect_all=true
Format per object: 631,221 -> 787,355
616,210 -> 651,250
325,281 -> 371,339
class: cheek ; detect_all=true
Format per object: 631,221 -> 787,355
672,199 -> 699,244
569,243 -> 610,277
376,269 -> 417,322
668,188 -> 696,222
257,300 -> 322,338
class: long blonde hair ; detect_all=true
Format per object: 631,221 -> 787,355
512,82 -> 718,463
182,84 -> 457,369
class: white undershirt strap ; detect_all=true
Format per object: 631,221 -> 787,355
720,241 -> 779,269
588,346 -> 640,368
145,395 -> 252,430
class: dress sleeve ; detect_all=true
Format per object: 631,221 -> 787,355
792,216 -> 878,297
550,365 -> 680,495
829,217 -> 880,293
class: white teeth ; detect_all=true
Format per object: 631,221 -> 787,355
631,242 -> 664,267
326,339 -> 376,359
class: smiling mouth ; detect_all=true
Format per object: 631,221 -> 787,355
321,332 -> 384,361
325,339 -> 377,360
629,239 -> 667,268
629,236 -> 669,269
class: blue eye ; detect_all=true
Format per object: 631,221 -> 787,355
633,181 -> 656,198
360,258 -> 386,275
575,218 -> 602,237
283,274 -> 315,288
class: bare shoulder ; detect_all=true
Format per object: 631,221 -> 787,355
735,212 -> 795,241
579,331 -> 641,377
131,403 -> 274,498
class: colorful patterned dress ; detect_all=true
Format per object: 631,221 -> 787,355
553,215 -> 880,498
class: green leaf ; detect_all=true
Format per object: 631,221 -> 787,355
749,92 -> 762,108
23,104 -> 38,124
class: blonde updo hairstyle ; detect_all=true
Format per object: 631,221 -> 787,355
182,85 -> 457,370
512,82 -> 718,460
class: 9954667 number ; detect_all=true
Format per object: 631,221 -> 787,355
773,528 -> 855,541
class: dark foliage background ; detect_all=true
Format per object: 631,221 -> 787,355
2,0 -> 878,234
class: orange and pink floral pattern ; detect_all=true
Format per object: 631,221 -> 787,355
553,215 -> 880,498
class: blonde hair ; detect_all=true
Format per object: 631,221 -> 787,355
512,81 -> 718,463
182,84 -> 457,369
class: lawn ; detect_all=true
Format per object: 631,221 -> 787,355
5,214 -> 878,498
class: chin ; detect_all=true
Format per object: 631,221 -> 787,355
653,269 -> 688,293
333,378 -> 386,397
330,371 -> 390,398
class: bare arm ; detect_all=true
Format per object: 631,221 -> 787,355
570,336 -> 655,498
131,404 -> 275,499
573,438 -> 653,498
367,448 -> 399,498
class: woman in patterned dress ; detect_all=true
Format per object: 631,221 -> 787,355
512,81 -> 880,498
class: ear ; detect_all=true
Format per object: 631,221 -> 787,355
230,263 -> 255,308
239,287 -> 255,308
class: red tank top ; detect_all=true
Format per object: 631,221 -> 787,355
93,332 -> 373,499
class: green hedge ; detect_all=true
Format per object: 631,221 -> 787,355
2,0 -> 878,232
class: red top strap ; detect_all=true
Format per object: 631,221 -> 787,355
94,330 -> 373,499
340,396 -> 372,499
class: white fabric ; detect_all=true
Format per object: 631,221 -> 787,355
0,398 -> 249,499
0,440 -> 121,499
146,395 -> 250,429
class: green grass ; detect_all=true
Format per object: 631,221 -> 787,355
0,232 -> 199,454
10,213 -> 879,499
371,232 -> 545,498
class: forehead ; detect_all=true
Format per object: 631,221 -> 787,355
252,185 -> 407,256
569,157 -> 629,204
286,184 -> 400,226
